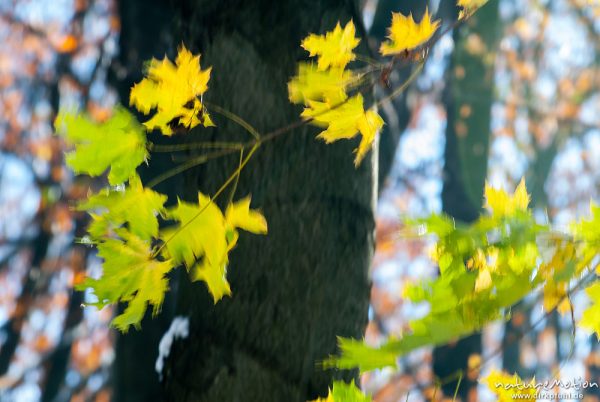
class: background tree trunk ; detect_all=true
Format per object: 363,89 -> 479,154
369,0 -> 426,191
434,0 -> 500,399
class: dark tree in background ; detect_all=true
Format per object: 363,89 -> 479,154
369,0 -> 427,191
434,0 -> 500,399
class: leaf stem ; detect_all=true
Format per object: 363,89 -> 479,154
204,101 -> 262,140
145,148 -> 239,189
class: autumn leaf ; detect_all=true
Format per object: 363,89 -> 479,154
481,370 -> 537,401
162,193 -> 228,270
310,381 -> 371,402
302,94 -> 384,166
484,178 -> 530,217
580,282 -> 600,338
130,45 -> 214,135
161,194 -> 267,302
458,0 -> 489,18
225,197 -> 268,235
379,8 -> 440,56
288,63 -> 354,106
77,229 -> 174,332
356,110 -> 384,166
55,107 -> 148,186
78,175 -> 167,241
301,21 -> 360,70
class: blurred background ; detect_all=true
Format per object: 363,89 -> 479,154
0,0 -> 599,401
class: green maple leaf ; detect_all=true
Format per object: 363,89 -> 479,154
78,175 -> 167,241
78,229 -> 174,332
55,107 -> 148,185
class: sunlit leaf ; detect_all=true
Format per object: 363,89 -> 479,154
130,45 -> 213,135
379,8 -> 440,56
301,21 -> 360,70
55,107 -> 148,185
481,370 -> 537,401
77,229 -> 174,332
79,175 -> 167,241
580,282 -> 600,338
225,197 -> 268,234
310,380 -> 371,402
161,194 -> 267,302
484,178 -> 530,218
458,0 -> 489,18
302,94 -> 383,166
288,63 -> 354,106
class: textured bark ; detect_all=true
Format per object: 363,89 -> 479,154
160,2 -> 375,401
112,1 -> 374,401
435,0 -> 500,399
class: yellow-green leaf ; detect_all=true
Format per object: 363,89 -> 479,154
225,197 -> 268,234
162,193 -> 227,269
355,109 -> 384,167
302,94 -> 383,166
78,229 -> 174,332
580,282 -> 600,338
481,370 -> 537,401
301,21 -> 360,70
55,107 -> 147,185
130,45 -> 213,135
379,8 -> 440,56
288,63 -> 354,106
458,0 -> 489,18
310,380 -> 371,402
161,194 -> 267,302
190,258 -> 231,302
484,178 -> 530,218
78,175 -> 167,241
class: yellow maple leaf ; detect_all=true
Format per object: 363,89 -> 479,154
484,178 -> 530,217
581,282 -> 600,338
310,381 -> 371,402
302,20 -> 360,70
162,194 -> 267,302
302,94 -> 384,166
474,267 -> 492,292
288,63 -> 355,106
130,45 -> 213,135
379,8 -> 440,56
481,370 -> 537,401
190,258 -> 232,302
225,197 -> 268,235
458,0 -> 489,18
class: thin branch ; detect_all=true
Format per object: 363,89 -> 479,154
152,143 -> 260,257
145,148 -> 240,189
148,141 -> 244,152
204,102 -> 262,140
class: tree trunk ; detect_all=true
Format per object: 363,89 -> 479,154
112,1 -> 375,401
